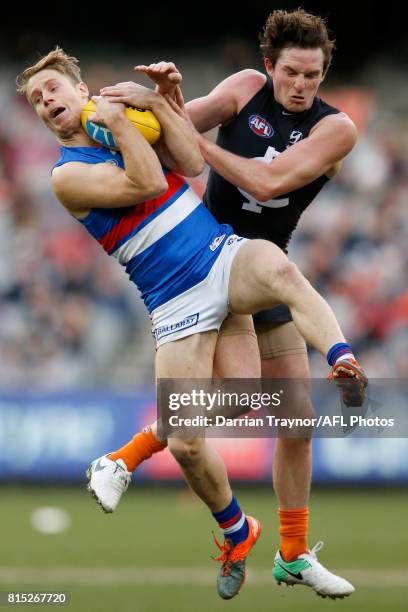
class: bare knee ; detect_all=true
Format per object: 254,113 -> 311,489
277,437 -> 312,452
276,396 -> 315,438
168,438 -> 204,467
290,393 -> 315,420
268,260 -> 309,306
276,260 -> 305,289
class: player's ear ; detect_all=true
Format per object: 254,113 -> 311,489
264,57 -> 274,76
78,81 -> 89,98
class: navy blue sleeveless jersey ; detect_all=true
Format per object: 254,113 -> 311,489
204,76 -> 339,323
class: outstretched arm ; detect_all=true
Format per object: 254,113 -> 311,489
135,64 -> 357,199
136,63 -> 263,134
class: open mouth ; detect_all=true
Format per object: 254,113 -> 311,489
50,106 -> 66,119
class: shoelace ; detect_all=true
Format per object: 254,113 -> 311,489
212,532 -> 250,575
212,535 -> 236,576
113,461 -> 131,487
308,541 -> 324,559
333,360 -> 367,381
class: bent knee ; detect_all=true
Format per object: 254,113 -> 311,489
278,436 -> 313,448
277,260 -> 305,286
168,438 -> 205,466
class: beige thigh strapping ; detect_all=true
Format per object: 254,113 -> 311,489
218,313 -> 257,340
255,321 -> 307,360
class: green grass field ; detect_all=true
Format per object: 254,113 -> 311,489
0,486 -> 407,611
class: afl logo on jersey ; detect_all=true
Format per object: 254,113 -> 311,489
248,114 -> 274,138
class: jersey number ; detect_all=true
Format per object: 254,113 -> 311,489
239,146 -> 289,214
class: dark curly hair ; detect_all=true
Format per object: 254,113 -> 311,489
259,9 -> 335,74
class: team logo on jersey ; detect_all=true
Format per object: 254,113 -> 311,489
209,234 -> 226,251
227,235 -> 244,246
289,130 -> 303,145
248,114 -> 274,138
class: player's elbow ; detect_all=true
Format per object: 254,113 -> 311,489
253,183 -> 281,202
128,176 -> 168,202
249,176 -> 286,202
256,170 -> 314,202
145,177 -> 168,199
255,188 -> 273,203
183,156 -> 205,177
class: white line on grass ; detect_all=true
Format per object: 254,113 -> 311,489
0,568 -> 407,587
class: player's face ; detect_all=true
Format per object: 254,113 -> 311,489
265,47 -> 325,113
27,69 -> 89,139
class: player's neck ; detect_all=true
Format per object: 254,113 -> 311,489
57,132 -> 96,148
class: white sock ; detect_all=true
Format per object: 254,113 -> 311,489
335,352 -> 354,365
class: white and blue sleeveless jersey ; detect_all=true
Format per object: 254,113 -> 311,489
52,146 -> 233,313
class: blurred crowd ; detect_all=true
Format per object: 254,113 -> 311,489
297,113 -> 408,378
0,61 -> 407,388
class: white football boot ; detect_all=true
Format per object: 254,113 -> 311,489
86,455 -> 131,513
273,541 -> 355,599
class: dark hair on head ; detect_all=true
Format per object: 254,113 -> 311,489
259,8 -> 335,74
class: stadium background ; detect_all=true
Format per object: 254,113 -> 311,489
0,2 -> 407,610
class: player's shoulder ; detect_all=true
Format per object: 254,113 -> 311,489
217,70 -> 267,114
222,69 -> 266,91
52,161 -> 88,184
313,111 -> 358,143
51,162 -> 84,202
51,161 -> 104,198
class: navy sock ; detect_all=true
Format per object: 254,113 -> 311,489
327,342 -> 354,366
212,496 -> 249,545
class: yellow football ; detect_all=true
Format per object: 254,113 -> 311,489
81,100 -> 161,150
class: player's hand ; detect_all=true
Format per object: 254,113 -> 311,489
100,82 -> 160,110
163,86 -> 204,146
135,62 -> 182,98
164,86 -> 197,131
90,95 -> 125,125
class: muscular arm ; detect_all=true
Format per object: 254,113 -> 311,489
134,65 -> 356,199
185,69 -> 264,132
138,64 -> 264,133
52,111 -> 168,214
198,113 -> 358,202
100,82 -> 204,177
152,95 -> 204,176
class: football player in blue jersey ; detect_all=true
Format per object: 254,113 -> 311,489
17,43 -> 365,600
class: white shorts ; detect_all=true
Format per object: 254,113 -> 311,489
151,235 -> 247,348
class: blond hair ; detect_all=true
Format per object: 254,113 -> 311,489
16,47 -> 82,97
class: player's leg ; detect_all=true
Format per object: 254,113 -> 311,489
258,320 -> 355,598
86,314 -> 260,513
257,321 -> 312,555
228,239 -> 367,399
157,331 -> 231,510
229,239 -> 346,354
87,327 -> 222,514
213,313 -> 261,378
109,313 -> 259,476
157,329 -> 261,600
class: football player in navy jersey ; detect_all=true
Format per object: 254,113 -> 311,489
102,9 -> 365,599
